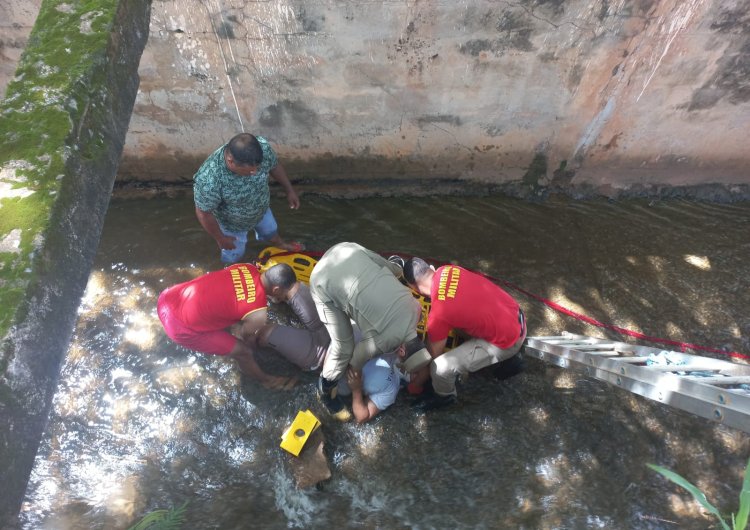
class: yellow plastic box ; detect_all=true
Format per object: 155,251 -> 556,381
280,409 -> 321,457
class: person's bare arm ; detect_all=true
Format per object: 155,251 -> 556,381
347,367 -> 380,423
237,308 -> 268,340
428,338 -> 447,358
232,309 -> 296,389
229,340 -> 296,390
406,339 -> 445,392
269,163 -> 300,209
195,206 -> 236,249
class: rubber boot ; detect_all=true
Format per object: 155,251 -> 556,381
317,376 -> 352,422
493,352 -> 525,381
413,392 -> 457,412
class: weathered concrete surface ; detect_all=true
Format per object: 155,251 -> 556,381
0,0 -> 150,524
0,0 -> 42,100
116,0 -> 750,197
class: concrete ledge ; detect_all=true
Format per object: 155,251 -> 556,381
111,177 -> 750,204
0,0 -> 150,524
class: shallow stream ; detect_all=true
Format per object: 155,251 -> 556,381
20,193 -> 750,529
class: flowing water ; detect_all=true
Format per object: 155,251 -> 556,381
19,193 -> 750,529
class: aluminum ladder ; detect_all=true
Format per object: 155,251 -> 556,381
524,332 -> 750,434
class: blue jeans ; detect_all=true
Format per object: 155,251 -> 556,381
219,208 -> 278,264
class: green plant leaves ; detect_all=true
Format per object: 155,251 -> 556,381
127,501 -> 188,530
647,463 -> 730,530
734,458 -> 750,530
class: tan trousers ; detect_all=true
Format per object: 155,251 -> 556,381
431,330 -> 527,396
315,297 -> 416,380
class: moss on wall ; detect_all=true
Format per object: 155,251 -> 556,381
0,0 -> 150,522
0,0 -> 120,368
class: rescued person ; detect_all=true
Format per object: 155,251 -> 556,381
156,262 -> 299,390
336,346 -> 406,424
403,257 -> 527,409
193,132 -> 304,263
254,263 -> 330,372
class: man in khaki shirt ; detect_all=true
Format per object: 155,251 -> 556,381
309,242 -> 431,419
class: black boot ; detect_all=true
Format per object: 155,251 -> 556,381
493,352 -> 525,381
413,391 -> 457,412
317,376 -> 352,422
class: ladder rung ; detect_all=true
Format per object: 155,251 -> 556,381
615,356 -> 652,363
645,364 -> 722,373
524,333 -> 750,434
682,375 -> 750,385
577,350 -> 650,356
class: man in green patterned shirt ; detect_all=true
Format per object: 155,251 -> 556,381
194,133 -> 304,263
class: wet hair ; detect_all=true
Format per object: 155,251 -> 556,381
264,263 -> 297,290
226,133 -> 263,166
403,257 -> 431,285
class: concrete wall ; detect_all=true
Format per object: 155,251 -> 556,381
118,0 -> 750,197
0,0 -> 41,100
0,0 -> 150,524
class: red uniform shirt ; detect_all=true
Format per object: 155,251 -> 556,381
171,263 -> 266,331
427,265 -> 521,349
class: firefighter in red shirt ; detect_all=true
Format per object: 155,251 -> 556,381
403,257 -> 527,409
157,262 -> 297,389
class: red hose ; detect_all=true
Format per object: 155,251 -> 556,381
259,248 -> 749,362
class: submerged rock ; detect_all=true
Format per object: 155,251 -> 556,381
286,429 -> 330,489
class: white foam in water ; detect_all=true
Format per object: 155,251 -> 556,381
109,367 -> 133,382
333,477 -> 391,514
585,514 -> 612,528
224,439 -> 255,466
271,467 -> 320,528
